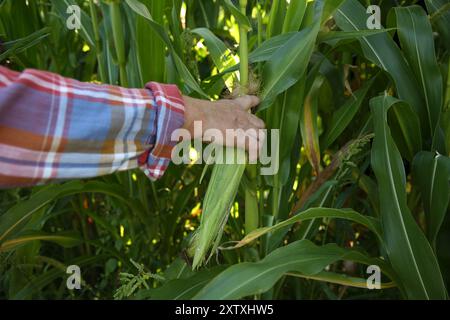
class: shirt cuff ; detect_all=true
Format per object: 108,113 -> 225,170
138,82 -> 185,180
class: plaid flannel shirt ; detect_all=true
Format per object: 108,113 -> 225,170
0,66 -> 185,188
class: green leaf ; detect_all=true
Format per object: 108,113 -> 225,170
0,27 -> 50,62
191,28 -> 228,69
394,5 -> 443,137
353,170 -> 380,217
370,95 -> 447,299
277,79 -> 305,185
125,0 -> 208,98
123,4 -> 144,87
222,0 -> 251,31
259,3 -> 323,111
191,27 -> 236,87
12,255 -> 106,299
318,29 -> 394,46
412,151 -> 450,248
194,239 -> 395,300
250,32 -> 298,63
222,207 -> 383,249
214,33 -> 298,77
321,0 -> 346,24
135,0 -> 166,83
51,0 -> 95,47
441,108 -> 450,155
321,77 -> 375,150
426,0 -> 450,50
387,100 -> 422,162
0,181 -> 143,244
141,266 -> 227,300
287,271 -> 395,289
203,32 -> 300,82
282,0 -> 307,33
125,0 -> 152,20
0,231 -> 82,252
335,0 -> 429,137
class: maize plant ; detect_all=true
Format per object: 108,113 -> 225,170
0,0 -> 449,300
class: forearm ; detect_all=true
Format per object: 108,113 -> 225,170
0,66 -> 185,188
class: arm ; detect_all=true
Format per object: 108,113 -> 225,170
0,66 -> 184,187
0,66 -> 263,188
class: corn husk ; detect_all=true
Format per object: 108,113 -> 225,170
188,147 -> 246,269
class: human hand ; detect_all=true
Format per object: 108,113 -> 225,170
182,95 -> 266,161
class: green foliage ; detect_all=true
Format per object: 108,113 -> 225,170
0,0 -> 449,300
371,96 -> 446,299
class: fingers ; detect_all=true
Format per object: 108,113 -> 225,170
235,110 -> 265,131
247,113 -> 265,129
226,129 -> 266,162
234,95 -> 260,111
203,95 -> 266,161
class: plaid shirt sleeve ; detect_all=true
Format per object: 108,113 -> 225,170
0,66 -> 185,188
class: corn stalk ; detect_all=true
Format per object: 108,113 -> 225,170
239,0 -> 259,236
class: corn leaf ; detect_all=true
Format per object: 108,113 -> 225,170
282,0 -> 307,33
135,0 -> 166,83
0,27 -> 50,62
203,32 -> 300,82
222,0 -> 251,31
191,27 -> 236,87
125,0 -> 208,97
142,266 -> 227,300
426,0 -> 450,50
318,29 -> 394,46
259,2 -> 323,111
412,151 -> 450,248
51,0 -> 95,47
321,0 -> 346,24
394,5 -> 443,137
0,231 -> 82,252
249,32 -> 297,63
335,0 -> 428,137
12,255 -> 106,299
0,181 -> 145,244
321,77 -> 375,150
191,28 -> 228,70
194,239 -> 395,300
222,207 -> 383,249
387,101 -> 422,162
370,95 -> 446,299
288,271 -> 395,289
277,79 -> 305,185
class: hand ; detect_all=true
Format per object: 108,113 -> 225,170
182,95 -> 266,161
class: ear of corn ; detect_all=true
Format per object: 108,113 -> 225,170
188,0 -> 253,269
188,148 -> 246,269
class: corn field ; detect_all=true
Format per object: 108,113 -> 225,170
0,0 -> 449,300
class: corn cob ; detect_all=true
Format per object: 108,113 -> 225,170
188,148 -> 246,269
